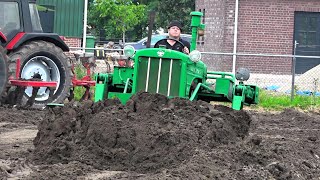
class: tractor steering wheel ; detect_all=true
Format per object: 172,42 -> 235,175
154,38 -> 186,53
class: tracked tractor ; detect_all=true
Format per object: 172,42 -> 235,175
94,11 -> 259,110
0,0 -> 72,108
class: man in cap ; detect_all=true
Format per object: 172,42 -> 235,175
154,20 -> 190,54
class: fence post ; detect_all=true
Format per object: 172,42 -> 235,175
312,78 -> 319,105
291,41 -> 298,102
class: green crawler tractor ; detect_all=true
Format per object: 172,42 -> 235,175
94,11 -> 259,110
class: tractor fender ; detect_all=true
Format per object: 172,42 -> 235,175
6,33 -> 69,52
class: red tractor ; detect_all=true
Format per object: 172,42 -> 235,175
0,0 -> 72,108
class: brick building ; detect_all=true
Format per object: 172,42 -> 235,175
196,0 -> 320,74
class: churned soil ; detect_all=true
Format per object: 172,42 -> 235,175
0,92 -> 319,179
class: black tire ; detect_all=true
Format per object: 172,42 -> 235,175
0,47 -> 8,102
8,40 -> 72,108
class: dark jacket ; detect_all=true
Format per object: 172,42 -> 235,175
154,37 -> 190,53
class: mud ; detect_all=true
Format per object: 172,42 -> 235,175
0,92 -> 319,179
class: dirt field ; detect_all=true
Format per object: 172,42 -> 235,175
0,92 -> 319,180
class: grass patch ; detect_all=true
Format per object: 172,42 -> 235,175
212,90 -> 320,111
256,90 -> 320,111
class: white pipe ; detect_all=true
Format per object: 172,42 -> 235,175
82,0 -> 88,53
167,59 -> 173,96
145,57 -> 151,92
156,58 -> 162,93
232,0 -> 239,73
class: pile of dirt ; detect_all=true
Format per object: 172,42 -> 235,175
32,92 -> 251,174
0,92 -> 319,179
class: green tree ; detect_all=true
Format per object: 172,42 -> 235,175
130,0 -> 195,40
154,0 -> 195,34
88,0 -> 146,43
88,0 -> 195,42
87,0 -> 107,36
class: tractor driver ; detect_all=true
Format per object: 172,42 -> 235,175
154,20 -> 190,54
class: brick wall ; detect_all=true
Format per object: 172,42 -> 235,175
196,0 -> 230,71
64,37 -> 82,48
63,37 -> 82,58
196,0 -> 320,74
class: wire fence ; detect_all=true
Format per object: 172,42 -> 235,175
67,47 -> 320,101
201,52 -> 320,101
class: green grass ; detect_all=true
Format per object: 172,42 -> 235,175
256,90 -> 320,111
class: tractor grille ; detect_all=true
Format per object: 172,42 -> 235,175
137,56 -> 181,96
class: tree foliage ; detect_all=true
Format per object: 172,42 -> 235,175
88,0 -> 195,41
154,0 -> 195,34
88,0 -> 146,41
133,0 -> 195,37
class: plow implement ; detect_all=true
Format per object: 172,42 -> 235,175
7,58 -> 57,107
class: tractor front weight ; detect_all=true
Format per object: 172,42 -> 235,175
232,83 -> 259,110
195,71 -> 259,110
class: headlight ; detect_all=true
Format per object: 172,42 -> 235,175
189,50 -> 201,63
123,45 -> 135,58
